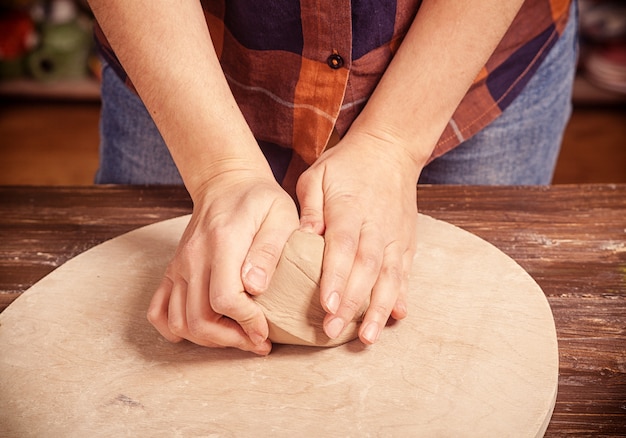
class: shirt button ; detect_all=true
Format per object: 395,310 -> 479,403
327,53 -> 344,69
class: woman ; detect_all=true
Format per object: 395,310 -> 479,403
89,0 -> 577,354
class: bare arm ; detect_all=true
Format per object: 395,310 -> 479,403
89,1 -> 299,354
297,0 -> 526,343
352,0 -> 525,165
89,1 -> 270,193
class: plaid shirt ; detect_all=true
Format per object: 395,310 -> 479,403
96,0 -> 572,190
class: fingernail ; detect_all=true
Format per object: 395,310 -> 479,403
326,292 -> 340,314
245,266 -> 267,292
362,322 -> 380,344
325,317 -> 345,339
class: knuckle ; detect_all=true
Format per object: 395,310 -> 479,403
236,309 -> 258,328
332,233 -> 359,255
299,207 -> 322,226
186,316 -> 210,339
328,268 -> 350,287
368,302 -> 393,320
341,295 -> 364,314
250,242 -> 281,265
204,217 -> 247,248
167,315 -> 186,335
382,263 -> 403,284
356,250 -> 382,273
205,223 -> 231,247
210,293 -> 235,316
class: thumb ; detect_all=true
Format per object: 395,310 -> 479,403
296,171 -> 325,235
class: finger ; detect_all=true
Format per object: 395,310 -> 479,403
296,170 -> 325,235
358,242 -> 404,344
190,315 -> 271,355
324,228 -> 383,339
185,263 -> 219,341
182,310 -> 270,353
209,242 -> 270,346
167,277 -> 190,338
242,212 -> 298,295
391,249 -> 413,320
147,276 -> 184,343
185,312 -> 271,355
317,204 -> 363,332
391,289 -> 409,321
185,265 -> 271,354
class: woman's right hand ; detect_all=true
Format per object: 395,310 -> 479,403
147,166 -> 300,355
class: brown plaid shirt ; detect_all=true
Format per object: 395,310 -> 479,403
95,0 -> 572,189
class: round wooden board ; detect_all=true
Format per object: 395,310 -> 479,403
0,214 -> 558,437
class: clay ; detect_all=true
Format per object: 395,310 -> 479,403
254,230 -> 366,347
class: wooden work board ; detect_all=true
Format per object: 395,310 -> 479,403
0,214 -> 558,437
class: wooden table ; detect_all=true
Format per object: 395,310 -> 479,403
0,185 -> 624,436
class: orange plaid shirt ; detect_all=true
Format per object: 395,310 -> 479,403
96,0 -> 572,190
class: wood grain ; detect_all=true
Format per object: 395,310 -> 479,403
0,186 -> 192,311
0,185 -> 624,436
0,213 -> 558,436
418,185 -> 626,437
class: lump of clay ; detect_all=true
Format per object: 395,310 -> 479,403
254,230 -> 364,347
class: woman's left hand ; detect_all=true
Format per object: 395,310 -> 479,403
296,131 -> 423,345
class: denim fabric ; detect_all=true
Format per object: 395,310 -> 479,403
419,1 -> 578,185
95,1 -> 577,186
95,65 -> 183,184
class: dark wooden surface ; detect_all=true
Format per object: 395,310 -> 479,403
1,185 -> 624,436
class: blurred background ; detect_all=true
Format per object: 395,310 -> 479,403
1,0 -> 625,185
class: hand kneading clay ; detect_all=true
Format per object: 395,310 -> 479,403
254,230 -> 366,347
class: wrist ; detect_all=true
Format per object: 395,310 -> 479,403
185,153 -> 275,204
341,124 -> 429,182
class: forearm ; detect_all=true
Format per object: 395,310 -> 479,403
88,1 -> 270,198
348,0 -> 525,170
